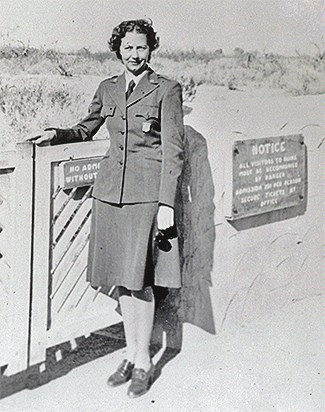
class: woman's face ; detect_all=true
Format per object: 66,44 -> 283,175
120,31 -> 150,75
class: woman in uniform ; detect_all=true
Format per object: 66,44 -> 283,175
29,19 -> 184,398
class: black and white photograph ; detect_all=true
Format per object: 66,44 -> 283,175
0,1 -> 324,411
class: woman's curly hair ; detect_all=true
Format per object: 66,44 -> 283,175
108,19 -> 160,61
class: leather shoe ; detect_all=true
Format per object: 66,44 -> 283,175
127,363 -> 155,398
107,359 -> 134,387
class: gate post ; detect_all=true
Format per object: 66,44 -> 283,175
28,143 -> 53,366
4,142 -> 34,375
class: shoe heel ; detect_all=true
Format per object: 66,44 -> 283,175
148,368 -> 155,386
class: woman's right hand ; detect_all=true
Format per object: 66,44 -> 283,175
25,130 -> 56,146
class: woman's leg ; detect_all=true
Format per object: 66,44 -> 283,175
119,286 -> 155,369
119,287 -> 137,363
132,287 -> 155,371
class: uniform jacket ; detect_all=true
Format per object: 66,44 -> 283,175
51,68 -> 184,208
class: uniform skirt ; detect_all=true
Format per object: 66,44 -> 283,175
86,198 -> 182,291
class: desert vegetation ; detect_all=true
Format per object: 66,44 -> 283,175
0,42 -> 324,146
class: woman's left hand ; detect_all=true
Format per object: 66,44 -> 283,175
157,205 -> 174,230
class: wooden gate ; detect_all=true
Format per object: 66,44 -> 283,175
28,141 -> 121,366
1,141 -> 121,374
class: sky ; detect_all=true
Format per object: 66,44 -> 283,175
0,0 -> 323,55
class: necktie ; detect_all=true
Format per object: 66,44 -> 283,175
126,80 -> 136,100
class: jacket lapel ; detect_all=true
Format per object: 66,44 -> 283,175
107,74 -> 126,113
126,69 -> 160,108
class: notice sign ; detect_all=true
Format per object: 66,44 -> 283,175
232,135 -> 305,218
59,157 -> 102,189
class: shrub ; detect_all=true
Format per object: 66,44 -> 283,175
0,45 -> 324,145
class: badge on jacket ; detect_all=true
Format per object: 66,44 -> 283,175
142,121 -> 151,134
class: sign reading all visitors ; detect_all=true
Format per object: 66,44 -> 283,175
232,135 -> 305,219
59,157 -> 102,189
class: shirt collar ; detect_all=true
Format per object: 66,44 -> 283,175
124,68 -> 148,91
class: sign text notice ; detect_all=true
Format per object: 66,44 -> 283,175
59,157 -> 102,189
232,135 -> 305,218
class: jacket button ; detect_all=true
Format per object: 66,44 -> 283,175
118,160 -> 123,165
120,130 -> 125,135
122,115 -> 126,120
119,145 -> 124,151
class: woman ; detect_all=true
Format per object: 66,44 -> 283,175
29,19 -> 184,398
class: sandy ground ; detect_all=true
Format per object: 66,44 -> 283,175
1,294 -> 323,412
1,85 -> 324,411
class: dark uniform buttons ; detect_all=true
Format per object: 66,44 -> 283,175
120,130 -> 125,135
119,145 -> 124,151
122,115 -> 126,120
118,160 -> 123,165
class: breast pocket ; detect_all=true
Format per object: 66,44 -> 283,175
135,104 -> 160,133
101,105 -> 116,118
